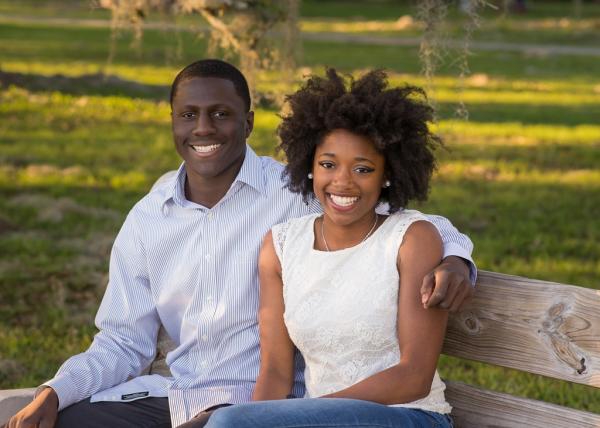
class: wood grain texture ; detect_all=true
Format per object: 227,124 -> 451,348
443,270 -> 600,387
445,380 -> 600,428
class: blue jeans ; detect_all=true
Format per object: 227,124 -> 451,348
205,398 -> 453,428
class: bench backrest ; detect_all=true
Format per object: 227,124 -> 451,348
443,270 -> 600,427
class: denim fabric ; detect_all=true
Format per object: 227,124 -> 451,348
205,398 -> 453,428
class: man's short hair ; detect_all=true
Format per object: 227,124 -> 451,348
170,59 -> 251,111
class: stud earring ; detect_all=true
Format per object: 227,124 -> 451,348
308,173 -> 313,179
383,180 -> 391,188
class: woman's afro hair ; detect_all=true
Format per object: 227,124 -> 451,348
277,68 -> 442,213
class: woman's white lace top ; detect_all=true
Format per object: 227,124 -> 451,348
271,210 -> 451,414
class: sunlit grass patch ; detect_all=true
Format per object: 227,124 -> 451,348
0,61 -> 178,87
388,73 -> 600,93
437,161 -> 600,187
0,87 -> 285,191
0,324 -> 96,387
1,86 -> 170,124
300,16 -> 600,47
437,121 -> 600,144
4,61 -> 599,97
434,88 -> 600,106
0,163 -> 161,192
301,17 -> 421,34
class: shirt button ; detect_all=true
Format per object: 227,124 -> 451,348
201,334 -> 208,341
207,212 -> 213,218
205,254 -> 210,260
200,360 -> 208,367
206,295 -> 213,302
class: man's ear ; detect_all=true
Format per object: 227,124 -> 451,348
245,111 -> 254,139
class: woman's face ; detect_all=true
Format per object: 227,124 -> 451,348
312,129 -> 386,227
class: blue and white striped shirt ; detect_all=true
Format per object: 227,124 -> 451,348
44,145 -> 475,426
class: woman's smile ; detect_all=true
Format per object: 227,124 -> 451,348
327,193 -> 360,210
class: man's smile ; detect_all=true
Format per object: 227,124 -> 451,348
189,143 -> 223,157
191,144 -> 222,153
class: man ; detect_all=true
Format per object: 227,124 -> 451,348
6,59 -> 475,428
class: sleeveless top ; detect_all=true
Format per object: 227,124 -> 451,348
271,210 -> 452,414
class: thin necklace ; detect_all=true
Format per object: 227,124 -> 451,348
321,214 -> 379,252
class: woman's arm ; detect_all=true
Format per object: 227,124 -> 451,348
252,230 -> 296,401
324,220 -> 447,404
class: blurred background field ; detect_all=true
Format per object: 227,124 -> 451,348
1,0 -> 599,414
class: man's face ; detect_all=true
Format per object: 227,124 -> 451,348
171,77 -> 253,183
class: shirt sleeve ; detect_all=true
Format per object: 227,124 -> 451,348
425,214 -> 477,285
42,208 -> 161,410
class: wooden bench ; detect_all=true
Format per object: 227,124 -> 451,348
442,270 -> 600,427
1,270 -> 599,427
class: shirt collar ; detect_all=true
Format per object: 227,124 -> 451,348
160,145 -> 266,210
234,145 -> 266,196
158,163 -> 186,209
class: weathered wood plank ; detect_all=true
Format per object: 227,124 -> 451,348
443,270 -> 600,387
445,380 -> 600,428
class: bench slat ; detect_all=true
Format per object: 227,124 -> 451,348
445,380 -> 600,428
443,270 -> 600,387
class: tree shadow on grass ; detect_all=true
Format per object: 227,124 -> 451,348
0,70 -> 169,100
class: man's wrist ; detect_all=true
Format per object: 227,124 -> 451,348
443,255 -> 477,286
37,386 -> 59,409
443,255 -> 470,275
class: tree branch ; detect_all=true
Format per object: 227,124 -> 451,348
198,9 -> 241,51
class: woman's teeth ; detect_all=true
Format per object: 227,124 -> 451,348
192,144 -> 221,153
329,194 -> 358,207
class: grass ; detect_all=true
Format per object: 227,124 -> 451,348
1,0 -> 599,414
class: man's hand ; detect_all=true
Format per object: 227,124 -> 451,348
4,386 -> 58,428
421,256 -> 474,312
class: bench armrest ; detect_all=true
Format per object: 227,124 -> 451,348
0,388 -> 35,425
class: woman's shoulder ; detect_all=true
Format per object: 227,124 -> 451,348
391,210 -> 442,255
378,209 -> 437,249
271,213 -> 319,256
273,212 -> 320,233
385,209 -> 429,229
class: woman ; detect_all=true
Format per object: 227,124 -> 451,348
206,69 -> 453,428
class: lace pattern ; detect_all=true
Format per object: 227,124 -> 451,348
271,220 -> 290,264
278,211 -> 452,414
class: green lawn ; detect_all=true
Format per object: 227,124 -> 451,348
1,0 -> 599,414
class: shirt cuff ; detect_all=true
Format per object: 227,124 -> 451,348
41,374 -> 80,411
442,242 -> 478,286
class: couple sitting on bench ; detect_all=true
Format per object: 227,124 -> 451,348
6,59 -> 476,428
